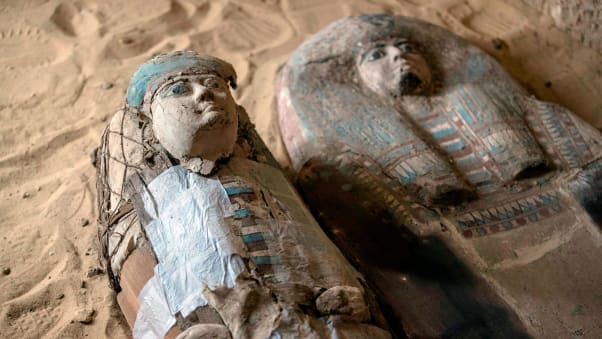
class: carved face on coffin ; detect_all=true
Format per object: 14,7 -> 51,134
150,73 -> 238,173
124,51 -> 239,175
357,38 -> 432,97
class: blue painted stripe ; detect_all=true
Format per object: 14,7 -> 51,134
456,155 -> 479,168
488,143 -> 504,155
540,193 -> 558,205
334,125 -> 348,139
462,90 -> 483,122
432,126 -> 456,139
422,115 -> 448,128
242,232 -> 265,243
234,208 -> 251,218
225,186 -> 254,196
444,140 -> 466,152
253,256 -> 281,265
378,129 -> 394,143
450,94 -> 474,124
400,171 -> 417,184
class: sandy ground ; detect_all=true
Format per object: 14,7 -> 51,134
0,0 -> 601,338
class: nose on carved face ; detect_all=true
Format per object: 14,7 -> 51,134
196,86 -> 214,102
388,46 -> 403,61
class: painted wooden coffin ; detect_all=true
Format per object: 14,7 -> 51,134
277,14 -> 602,338
96,51 -> 391,338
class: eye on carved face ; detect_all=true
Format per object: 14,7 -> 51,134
357,39 -> 432,97
203,77 -> 221,89
163,81 -> 191,97
365,49 -> 385,62
395,40 -> 414,53
362,40 -> 415,62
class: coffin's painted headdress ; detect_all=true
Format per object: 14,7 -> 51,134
126,51 -> 237,116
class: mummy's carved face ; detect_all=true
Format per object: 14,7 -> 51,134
150,74 -> 238,170
357,38 -> 432,97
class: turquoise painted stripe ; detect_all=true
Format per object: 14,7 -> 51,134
234,208 -> 251,218
456,155 -> 478,168
400,171 -> 417,184
366,119 -> 393,144
253,256 -> 281,265
444,140 -> 466,152
488,143 -> 504,155
541,193 -> 558,205
498,209 -> 514,219
432,126 -> 456,139
458,107 -> 473,124
378,129 -> 394,143
462,90 -> 483,121
225,186 -> 254,196
242,232 -> 264,243
450,93 -> 474,124
334,124 -> 348,139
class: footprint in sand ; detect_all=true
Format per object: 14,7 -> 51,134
0,230 -> 70,303
0,235 -> 92,339
1,292 -> 63,339
215,1 -> 293,53
102,0 -> 201,60
50,2 -> 100,37
454,1 -> 528,38
0,20 -> 70,70
282,0 -> 349,35
0,232 -> 82,339
0,16 -> 80,108
0,0 -> 51,13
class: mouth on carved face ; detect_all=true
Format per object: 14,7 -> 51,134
394,71 -> 423,96
194,107 -> 235,130
194,103 -> 221,115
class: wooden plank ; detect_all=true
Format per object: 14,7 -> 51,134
116,248 -> 156,329
116,247 -> 181,338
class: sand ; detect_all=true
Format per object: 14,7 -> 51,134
0,0 -> 600,338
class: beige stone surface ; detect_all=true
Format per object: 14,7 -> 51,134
0,0 -> 600,338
